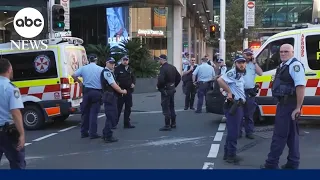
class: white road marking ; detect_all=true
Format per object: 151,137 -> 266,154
213,132 -> 224,142
98,114 -> 105,118
25,143 -> 32,146
32,133 -> 58,142
218,123 -> 226,131
207,144 -> 220,158
58,126 -> 77,132
69,115 -> 74,117
202,162 -> 215,169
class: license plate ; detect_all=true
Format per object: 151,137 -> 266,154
72,98 -> 82,107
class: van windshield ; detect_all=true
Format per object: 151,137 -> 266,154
64,46 -> 88,75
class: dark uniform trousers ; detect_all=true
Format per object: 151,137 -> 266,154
196,82 -> 209,112
223,103 -> 244,157
80,88 -> 102,137
102,92 -> 118,138
241,89 -> 257,136
0,130 -> 26,169
184,81 -> 196,108
161,89 -> 176,126
265,99 -> 300,168
117,91 -> 133,126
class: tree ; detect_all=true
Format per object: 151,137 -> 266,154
225,0 -> 263,58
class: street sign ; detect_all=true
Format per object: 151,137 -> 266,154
60,0 -> 70,30
245,1 -> 255,27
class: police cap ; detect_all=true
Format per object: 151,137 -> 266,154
106,57 -> 116,64
243,48 -> 253,55
88,54 -> 98,62
234,55 -> 246,63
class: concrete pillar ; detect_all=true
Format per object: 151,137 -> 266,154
193,27 -> 198,62
312,0 -> 320,20
187,18 -> 192,58
167,5 -> 183,73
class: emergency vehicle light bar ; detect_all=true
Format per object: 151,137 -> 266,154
45,37 -> 84,45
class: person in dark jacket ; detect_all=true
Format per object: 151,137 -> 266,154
114,56 -> 136,129
157,54 -> 181,131
182,55 -> 197,110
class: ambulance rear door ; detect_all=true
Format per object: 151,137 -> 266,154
63,45 -> 88,107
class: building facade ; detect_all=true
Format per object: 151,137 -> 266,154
0,0 -> 213,71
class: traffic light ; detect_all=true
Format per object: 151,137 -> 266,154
209,25 -> 216,38
51,4 -> 65,31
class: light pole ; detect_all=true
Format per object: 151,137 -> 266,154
219,0 -> 226,61
243,0 -> 249,49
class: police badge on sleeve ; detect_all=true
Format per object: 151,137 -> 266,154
14,90 -> 20,98
293,65 -> 300,72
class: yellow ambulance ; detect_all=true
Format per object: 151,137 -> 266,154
254,26 -> 320,122
0,37 -> 87,130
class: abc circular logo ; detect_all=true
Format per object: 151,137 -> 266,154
13,7 -> 44,39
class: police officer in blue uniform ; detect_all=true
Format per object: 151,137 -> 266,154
192,57 -> 215,113
217,55 -> 247,164
0,58 -> 26,169
114,56 -> 136,129
239,49 -> 263,139
72,54 -> 103,139
157,55 -> 181,131
182,55 -> 197,110
261,44 -> 306,169
101,57 -> 127,143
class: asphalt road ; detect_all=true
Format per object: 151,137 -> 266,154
1,110 -> 320,169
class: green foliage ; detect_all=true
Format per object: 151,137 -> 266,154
225,0 -> 263,54
84,39 -> 159,78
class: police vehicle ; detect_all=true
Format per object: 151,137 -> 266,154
253,25 -> 320,122
0,37 -> 86,130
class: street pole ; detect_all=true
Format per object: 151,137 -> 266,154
47,0 -> 55,39
219,0 -> 226,61
243,0 -> 249,49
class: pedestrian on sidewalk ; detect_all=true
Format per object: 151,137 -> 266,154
157,54 -> 181,131
100,57 -> 127,143
72,54 -> 103,139
114,56 -> 135,129
182,55 -> 197,110
0,58 -> 26,169
239,48 -> 263,139
217,55 -> 247,164
192,57 -> 215,113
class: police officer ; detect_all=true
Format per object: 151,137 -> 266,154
114,56 -> 135,129
101,57 -> 127,143
217,55 -> 247,164
192,57 -> 215,113
182,55 -> 197,110
72,54 -> 103,139
261,44 -> 305,169
157,54 -> 181,131
0,58 -> 26,169
239,49 -> 263,139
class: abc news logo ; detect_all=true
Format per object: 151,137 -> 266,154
11,7 -> 47,50
15,16 -> 43,28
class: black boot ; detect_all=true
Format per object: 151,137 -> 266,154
159,117 -> 171,131
171,117 -> 176,128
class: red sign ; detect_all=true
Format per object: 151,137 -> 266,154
247,1 -> 255,9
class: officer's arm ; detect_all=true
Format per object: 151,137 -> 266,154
254,62 -> 263,76
72,67 -> 83,83
131,69 -> 136,85
182,66 -> 189,75
104,71 -> 124,94
174,68 -> 181,87
192,66 -> 199,82
157,67 -> 166,89
7,86 -> 25,138
211,66 -> 216,80
217,72 -> 234,94
290,62 -> 306,109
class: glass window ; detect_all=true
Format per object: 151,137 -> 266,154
306,35 -> 320,70
4,51 -> 58,81
256,37 -> 294,72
